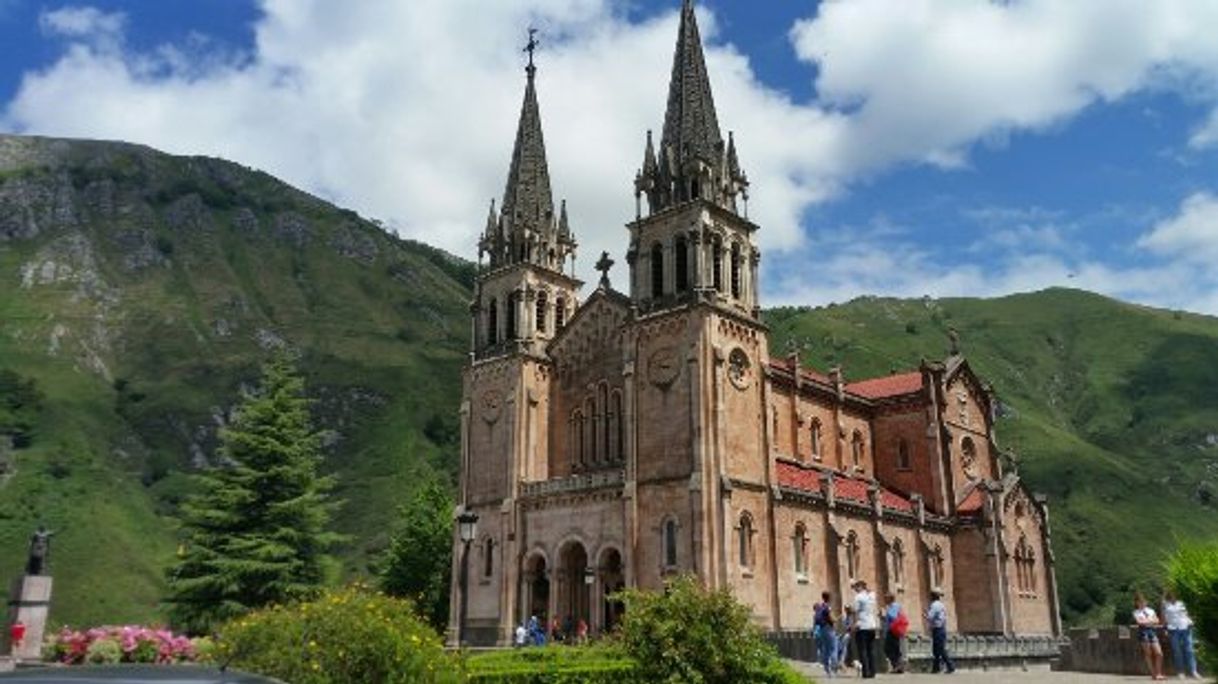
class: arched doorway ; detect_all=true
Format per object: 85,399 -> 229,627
523,554 -> 550,623
558,541 -> 590,629
599,547 -> 625,633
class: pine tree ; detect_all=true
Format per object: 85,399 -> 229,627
167,352 -> 338,634
379,478 -> 453,631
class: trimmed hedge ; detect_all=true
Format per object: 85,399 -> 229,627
466,646 -> 644,683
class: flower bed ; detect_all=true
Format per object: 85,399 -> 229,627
44,625 -> 211,665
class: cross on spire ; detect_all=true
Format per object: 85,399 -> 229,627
524,27 -> 540,74
595,251 -> 615,289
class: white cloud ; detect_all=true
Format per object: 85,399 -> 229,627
1138,192 -> 1218,263
1190,109 -> 1218,149
5,1 -> 1218,313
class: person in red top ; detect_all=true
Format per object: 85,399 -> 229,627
9,620 -> 26,653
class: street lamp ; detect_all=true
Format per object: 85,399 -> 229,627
457,509 -> 479,648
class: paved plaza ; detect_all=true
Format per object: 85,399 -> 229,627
785,661 -> 1211,683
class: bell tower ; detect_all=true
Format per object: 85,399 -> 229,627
629,0 -> 757,319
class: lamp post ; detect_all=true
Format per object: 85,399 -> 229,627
457,509 -> 479,648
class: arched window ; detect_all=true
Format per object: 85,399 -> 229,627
586,397 -> 598,465
612,390 -> 624,463
891,539 -> 905,587
650,242 -> 664,299
663,518 -> 679,568
712,236 -> 724,292
794,523 -> 808,576
506,292 -> 519,339
1015,535 -> 1036,595
487,298 -> 499,346
738,512 -> 755,569
482,537 -> 495,578
675,235 -> 689,293
536,291 -> 548,334
573,409 -> 585,468
555,295 -> 567,329
897,439 -> 911,470
845,531 -> 860,580
772,408 -> 779,441
930,545 -> 945,590
810,420 -> 822,460
730,242 -> 742,299
851,431 -> 865,468
598,383 -> 610,462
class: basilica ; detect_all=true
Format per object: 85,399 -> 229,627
448,0 -> 1061,646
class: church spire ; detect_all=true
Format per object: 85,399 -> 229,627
636,0 -> 748,217
485,34 -> 574,273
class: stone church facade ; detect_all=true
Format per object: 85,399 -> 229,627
449,0 -> 1062,646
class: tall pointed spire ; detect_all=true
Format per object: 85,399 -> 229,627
486,36 -> 574,273
636,0 -> 748,217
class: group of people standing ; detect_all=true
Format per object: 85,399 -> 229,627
513,615 -> 589,647
812,580 -> 956,679
1133,591 -> 1202,680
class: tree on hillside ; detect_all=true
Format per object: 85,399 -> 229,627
166,352 -> 340,634
379,478 -> 453,631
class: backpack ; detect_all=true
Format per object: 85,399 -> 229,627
890,610 -> 909,638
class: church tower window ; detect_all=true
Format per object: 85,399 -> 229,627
572,409 -> 585,468
712,236 -> 724,292
487,298 -> 499,346
555,295 -> 567,329
586,397 -> 598,465
675,236 -> 689,292
506,292 -> 519,339
730,242 -> 742,299
663,518 -> 679,568
598,383 -> 610,462
738,512 -> 755,570
650,242 -> 664,299
536,291 -> 548,334
610,390 -> 623,463
482,537 -> 495,578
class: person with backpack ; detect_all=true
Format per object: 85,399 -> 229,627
812,591 -> 838,678
883,592 -> 909,674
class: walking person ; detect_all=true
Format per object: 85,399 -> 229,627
1162,590 -> 1201,679
812,591 -> 838,678
852,579 -> 880,679
1134,592 -> 1166,681
883,592 -> 908,674
925,590 -> 956,674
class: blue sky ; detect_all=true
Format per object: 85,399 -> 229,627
3,0 -> 1218,313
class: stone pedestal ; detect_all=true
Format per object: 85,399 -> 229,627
5,575 -> 52,661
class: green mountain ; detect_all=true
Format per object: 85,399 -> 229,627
0,134 -> 470,626
1,134 -> 1214,629
765,292 -> 1218,625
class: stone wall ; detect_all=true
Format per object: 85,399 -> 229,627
1055,627 -> 1188,677
770,630 -> 1065,671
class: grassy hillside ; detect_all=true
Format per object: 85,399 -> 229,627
765,291 -> 1218,625
0,134 -> 470,626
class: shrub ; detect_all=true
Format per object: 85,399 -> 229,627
466,645 -> 642,683
218,585 -> 462,683
617,575 -> 804,684
44,626 -> 199,665
1166,541 -> 1218,674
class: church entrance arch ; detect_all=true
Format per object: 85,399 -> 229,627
523,553 -> 550,624
557,540 -> 591,630
599,547 -> 625,633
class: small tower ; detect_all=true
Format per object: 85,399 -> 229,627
629,0 -> 756,318
473,47 -> 582,359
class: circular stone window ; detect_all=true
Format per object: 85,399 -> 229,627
727,348 -> 752,390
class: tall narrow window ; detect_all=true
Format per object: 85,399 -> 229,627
730,242 -> 742,298
598,384 -> 610,463
852,431 -> 865,468
794,524 -> 808,576
891,539 -> 905,587
586,397 -> 598,465
575,410 -> 585,468
483,537 -> 495,578
845,532 -> 860,580
712,237 -> 724,292
675,236 -> 689,292
612,391 -> 624,463
739,513 -> 755,569
930,545 -> 945,589
506,292 -> 519,339
536,291 -> 548,334
555,295 -> 567,329
810,420 -> 821,460
664,519 -> 678,568
487,298 -> 499,346
650,243 -> 664,299
897,439 -> 911,470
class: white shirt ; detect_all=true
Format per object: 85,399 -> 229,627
1163,601 -> 1193,631
514,625 -> 528,645
854,589 -> 879,631
926,600 -> 948,629
1133,606 -> 1158,627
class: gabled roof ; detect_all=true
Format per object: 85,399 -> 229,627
776,461 -> 914,513
845,371 -> 924,399
957,486 -> 986,516
545,286 -> 631,356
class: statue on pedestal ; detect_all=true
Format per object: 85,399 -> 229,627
25,526 -> 54,576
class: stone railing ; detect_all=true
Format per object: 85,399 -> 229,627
1055,626 -> 1191,676
520,469 -> 625,498
769,631 -> 1065,671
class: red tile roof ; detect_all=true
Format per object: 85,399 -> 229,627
958,487 -> 986,515
845,371 -> 924,399
775,462 -> 914,513
768,359 -> 831,384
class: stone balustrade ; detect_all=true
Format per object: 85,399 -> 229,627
768,630 -> 1065,671
520,468 -> 625,498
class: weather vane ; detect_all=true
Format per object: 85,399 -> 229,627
524,27 -> 540,69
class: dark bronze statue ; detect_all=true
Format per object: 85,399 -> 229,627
26,525 -> 54,576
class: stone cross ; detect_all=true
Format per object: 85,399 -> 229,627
524,28 -> 540,69
595,251 -> 614,289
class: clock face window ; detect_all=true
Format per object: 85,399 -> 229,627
727,348 -> 751,389
648,347 -> 680,386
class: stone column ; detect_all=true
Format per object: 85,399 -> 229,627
6,575 -> 52,661
1037,494 -> 1064,637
